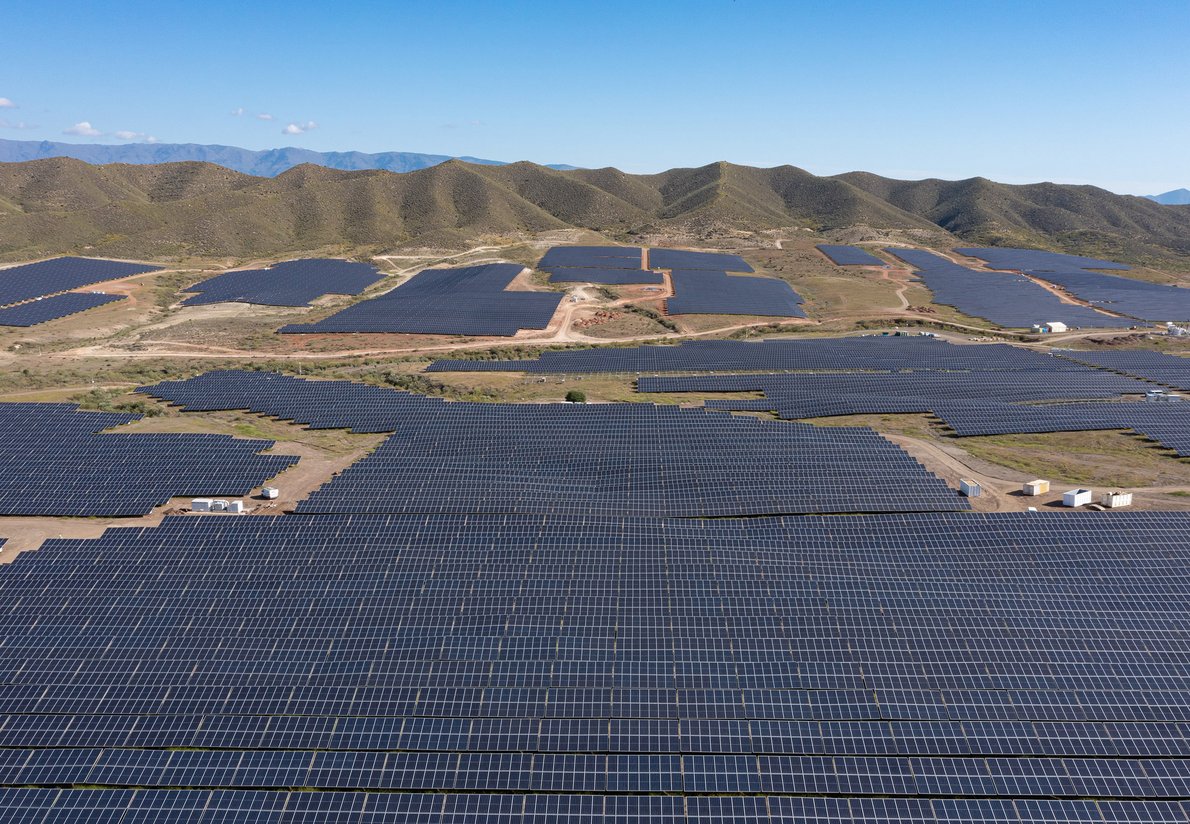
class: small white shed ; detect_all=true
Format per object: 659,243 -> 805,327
228,501 -> 245,513
1101,491 -> 1133,508
1022,479 -> 1050,496
211,500 -> 229,512
1062,488 -> 1093,507
1047,321 -> 1069,333
959,479 -> 981,497
261,487 -> 280,500
191,498 -> 213,512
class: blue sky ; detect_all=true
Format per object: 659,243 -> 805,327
2,0 -> 1187,194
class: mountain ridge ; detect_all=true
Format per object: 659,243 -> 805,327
1146,188 -> 1190,206
1,156 -> 1188,267
0,138 -> 577,178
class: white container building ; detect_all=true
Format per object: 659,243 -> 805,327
1062,488 -> 1093,507
261,487 -> 280,500
210,500 -> 229,512
1022,480 -> 1050,496
1101,491 -> 1133,508
1046,321 -> 1069,333
228,501 -> 245,513
959,479 -> 981,497
191,498 -> 213,512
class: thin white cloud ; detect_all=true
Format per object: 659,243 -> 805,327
0,98 -> 16,109
114,130 -> 158,142
282,120 -> 318,135
0,119 -> 36,130
64,121 -> 102,137
257,113 -> 274,121
441,119 -> 484,130
230,107 -> 244,116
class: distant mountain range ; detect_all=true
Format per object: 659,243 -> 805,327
0,138 -> 577,177
1146,188 -> 1190,205
2,157 -> 1189,265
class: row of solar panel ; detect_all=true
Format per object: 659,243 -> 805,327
0,256 -> 160,307
2,789 -> 1183,824
280,264 -> 562,336
138,371 -> 968,517
1055,349 -> 1190,391
886,248 -> 1133,329
3,748 -> 1190,796
426,336 -> 1090,374
0,402 -> 295,516
961,248 -> 1190,323
0,292 -> 125,327
183,259 -> 383,308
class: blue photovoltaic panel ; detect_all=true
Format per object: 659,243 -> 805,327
545,267 -> 664,285
817,244 -> 886,266
0,292 -> 125,327
959,247 -> 1190,322
648,248 -> 754,272
139,370 -> 967,516
280,263 -> 563,336
1054,348 -> 1190,390
0,402 -> 297,516
886,248 -> 1133,329
0,257 -> 161,307
537,246 -> 643,270
427,334 -> 1067,374
0,511 -> 1186,816
182,258 -> 384,307
666,269 -> 805,317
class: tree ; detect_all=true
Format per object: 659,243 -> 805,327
565,389 -> 586,404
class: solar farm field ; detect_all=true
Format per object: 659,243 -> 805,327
3,232 -> 1190,820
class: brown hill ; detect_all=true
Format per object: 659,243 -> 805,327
1,157 -> 1189,266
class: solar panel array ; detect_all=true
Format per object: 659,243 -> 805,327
932,401 -> 1190,456
546,267 -> 664,285
666,270 -> 807,318
427,336 -> 1084,374
0,402 -> 297,516
0,257 -> 161,307
885,248 -> 1133,329
959,247 -> 1190,323
0,292 -> 125,327
138,370 -> 968,516
641,366 -> 1190,456
648,248 -> 755,272
537,246 -> 643,270
280,263 -> 563,336
1054,349 -> 1190,391
817,244 -> 886,266
140,370 -> 444,433
182,259 -> 384,307
0,510 -> 1188,820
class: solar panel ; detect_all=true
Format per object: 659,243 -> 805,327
428,336 -> 1081,374
817,244 -> 886,266
280,263 -> 562,336
666,269 -> 806,317
0,292 -> 125,326
182,258 -> 384,307
0,257 -> 161,307
537,246 -> 643,270
959,247 -> 1190,322
545,267 -> 664,285
0,401 -> 297,516
886,248 -> 1134,329
138,370 -> 969,516
0,511 -> 1185,815
648,248 -> 754,272
1054,349 -> 1190,390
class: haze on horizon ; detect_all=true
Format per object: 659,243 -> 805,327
2,0 -> 1187,195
